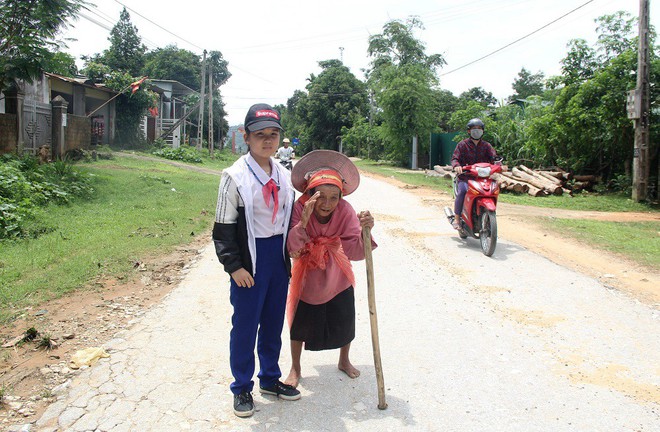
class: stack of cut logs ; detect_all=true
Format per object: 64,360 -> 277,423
430,164 -> 599,197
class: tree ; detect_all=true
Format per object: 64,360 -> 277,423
561,39 -> 598,85
207,50 -> 231,88
367,17 -> 446,165
103,72 -> 156,146
297,59 -> 368,154
43,50 -> 78,77
595,11 -> 637,61
510,67 -> 545,101
458,87 -> 497,108
103,7 -> 146,76
433,89 -> 458,131
0,0 -> 86,90
279,89 -> 310,150
142,45 -> 201,90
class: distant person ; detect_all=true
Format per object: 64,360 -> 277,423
213,103 -> 300,418
276,138 -> 295,170
276,138 -> 295,161
450,118 -> 498,229
283,150 -> 376,389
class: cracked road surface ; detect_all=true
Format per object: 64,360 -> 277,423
33,173 -> 659,431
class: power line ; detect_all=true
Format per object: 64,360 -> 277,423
113,0 -> 204,52
439,0 -> 596,77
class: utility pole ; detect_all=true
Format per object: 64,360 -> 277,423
208,68 -> 214,158
196,50 -> 207,150
632,0 -> 650,202
411,135 -> 418,170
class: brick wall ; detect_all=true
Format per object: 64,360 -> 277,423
0,113 -> 17,154
65,115 -> 91,152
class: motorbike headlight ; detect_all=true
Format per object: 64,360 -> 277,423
476,166 -> 491,177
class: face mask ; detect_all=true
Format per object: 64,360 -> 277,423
469,128 -> 484,140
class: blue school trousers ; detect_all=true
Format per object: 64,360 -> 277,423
229,235 -> 288,395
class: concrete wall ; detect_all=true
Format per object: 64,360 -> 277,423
65,115 -> 91,152
0,114 -> 17,153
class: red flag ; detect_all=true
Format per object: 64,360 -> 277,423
130,76 -> 147,94
148,106 -> 159,117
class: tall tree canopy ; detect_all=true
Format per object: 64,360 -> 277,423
367,17 -> 445,165
510,68 -> 545,101
525,11 -> 658,183
458,86 -> 497,108
103,7 -> 146,76
295,59 -> 368,154
142,45 -> 201,90
207,50 -> 231,88
0,0 -> 86,90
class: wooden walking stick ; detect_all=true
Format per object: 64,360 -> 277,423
362,225 -> 387,410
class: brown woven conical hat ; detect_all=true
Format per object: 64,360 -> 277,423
291,150 -> 360,195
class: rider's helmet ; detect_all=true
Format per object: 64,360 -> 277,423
283,138 -> 290,144
466,118 -> 485,130
467,118 -> 485,140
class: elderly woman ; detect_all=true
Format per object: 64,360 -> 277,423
283,150 -> 376,388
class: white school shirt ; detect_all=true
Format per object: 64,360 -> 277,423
245,154 -> 288,238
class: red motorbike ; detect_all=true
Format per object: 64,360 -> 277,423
444,162 -> 502,257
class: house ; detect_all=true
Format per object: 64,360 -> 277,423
0,72 -> 118,158
142,79 -> 196,148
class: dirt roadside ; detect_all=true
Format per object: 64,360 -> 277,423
0,168 -> 658,429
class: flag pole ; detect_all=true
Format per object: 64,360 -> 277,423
86,77 -> 146,118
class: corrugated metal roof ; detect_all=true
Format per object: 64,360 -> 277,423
44,72 -> 118,94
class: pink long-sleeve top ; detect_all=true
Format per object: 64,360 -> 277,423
287,199 -> 377,305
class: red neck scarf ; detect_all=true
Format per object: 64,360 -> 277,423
262,179 -> 279,223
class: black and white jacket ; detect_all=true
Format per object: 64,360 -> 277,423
212,154 -> 295,276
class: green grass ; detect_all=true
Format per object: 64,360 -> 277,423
353,159 -> 657,213
538,219 -> 660,270
124,147 -> 237,172
0,155 -> 236,322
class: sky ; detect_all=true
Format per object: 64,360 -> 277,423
60,0 -> 657,126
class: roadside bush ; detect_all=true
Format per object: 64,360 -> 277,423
151,146 -> 203,163
0,155 -> 94,239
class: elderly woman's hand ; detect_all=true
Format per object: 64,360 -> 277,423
358,210 -> 374,229
300,191 -> 320,229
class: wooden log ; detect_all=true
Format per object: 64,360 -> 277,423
536,170 -> 564,185
572,174 -> 598,183
512,167 -> 562,195
519,165 -> 564,188
497,172 -> 529,193
431,165 -> 454,179
539,171 -> 565,180
526,184 -> 545,197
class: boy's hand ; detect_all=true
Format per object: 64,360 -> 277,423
231,268 -> 254,288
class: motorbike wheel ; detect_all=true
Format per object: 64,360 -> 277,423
479,210 -> 497,257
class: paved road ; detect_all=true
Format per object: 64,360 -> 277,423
32,173 -> 659,431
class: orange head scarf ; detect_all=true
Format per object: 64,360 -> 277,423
297,169 -> 344,206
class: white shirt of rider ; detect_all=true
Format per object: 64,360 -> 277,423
277,146 -> 294,160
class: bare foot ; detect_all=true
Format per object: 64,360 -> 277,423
284,367 -> 301,388
338,361 -> 360,379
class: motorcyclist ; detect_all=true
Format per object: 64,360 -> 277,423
450,118 -> 498,229
276,138 -> 294,169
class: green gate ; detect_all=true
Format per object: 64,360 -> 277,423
429,132 -> 460,167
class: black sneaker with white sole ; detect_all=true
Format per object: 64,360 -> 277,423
233,391 -> 254,418
259,380 -> 301,401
